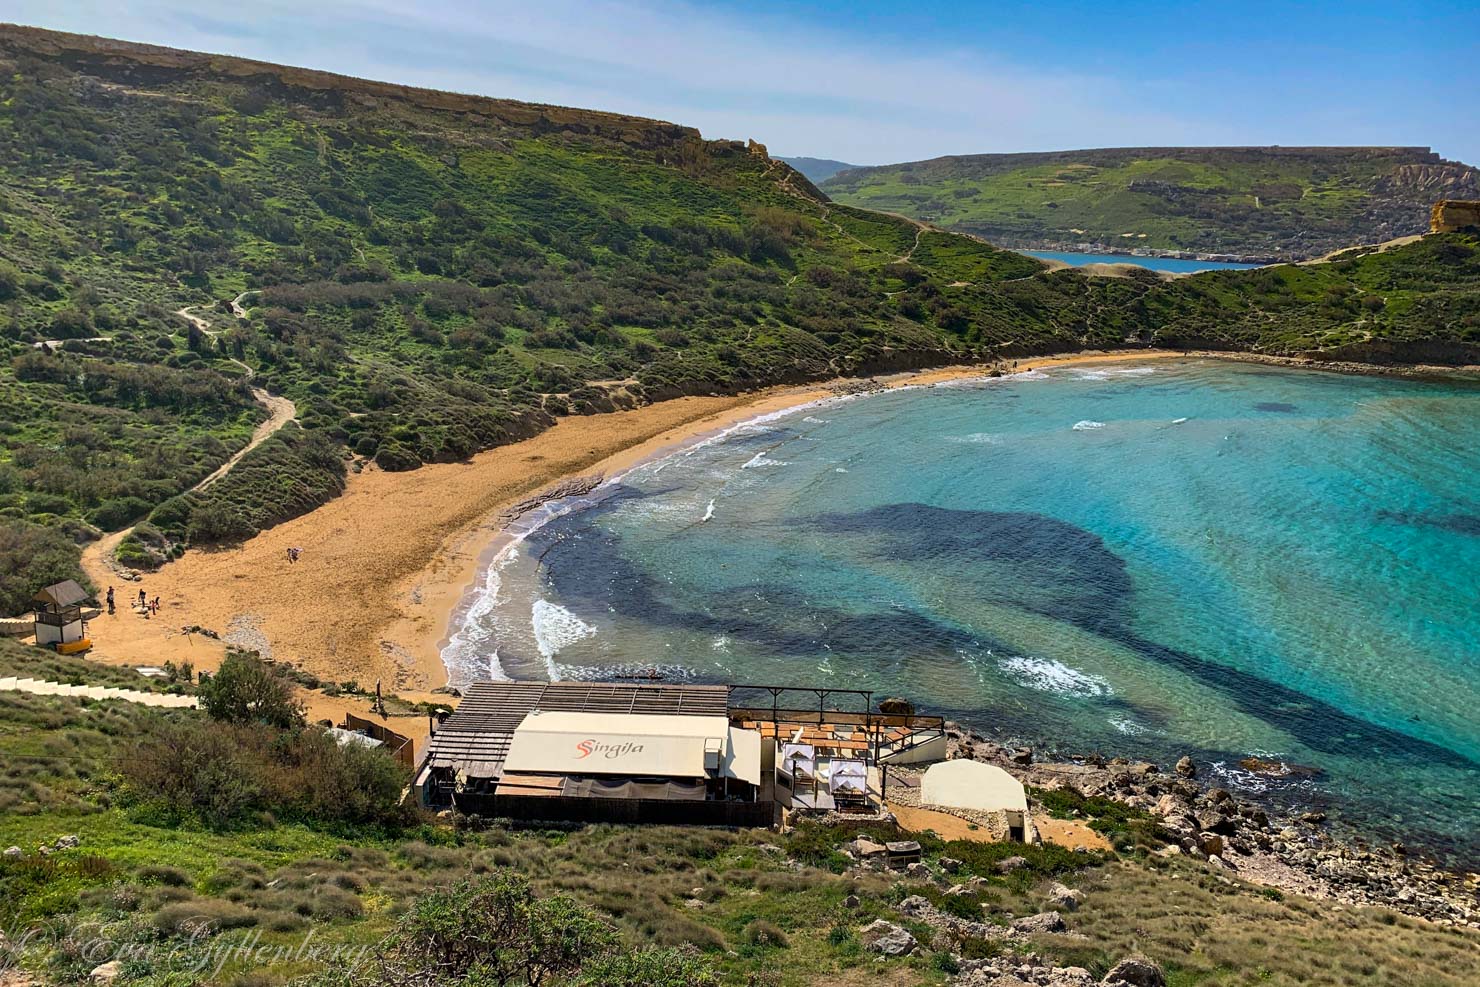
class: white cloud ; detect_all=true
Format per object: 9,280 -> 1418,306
5,0 -> 1239,162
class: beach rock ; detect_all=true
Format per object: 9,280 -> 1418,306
1046,881 -> 1083,912
1174,756 -> 1197,778
1012,748 -> 1035,765
877,697 -> 914,715
1012,910 -> 1066,934
898,894 -> 932,917
859,919 -> 917,956
90,962 -> 123,983
996,855 -> 1029,874
1197,833 -> 1225,858
1196,810 -> 1237,835
1101,955 -> 1166,987
1301,811 -> 1328,824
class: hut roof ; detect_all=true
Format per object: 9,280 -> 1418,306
33,580 -> 89,608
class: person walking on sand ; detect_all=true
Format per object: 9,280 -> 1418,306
106,586 -> 115,615
138,588 -> 146,608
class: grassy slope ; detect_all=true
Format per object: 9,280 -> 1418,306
0,644 -> 1475,987
821,147 -> 1480,259
0,27 -> 1478,607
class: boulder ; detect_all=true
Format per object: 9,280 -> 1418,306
904,862 -> 931,880
897,894 -> 932,917
1174,756 -> 1197,778
1011,747 -> 1034,765
90,962 -> 123,983
859,919 -> 917,956
849,837 -> 887,859
1011,910 -> 1066,934
55,834 -> 80,849
843,893 -> 860,909
996,855 -> 1029,874
877,697 -> 915,716
1101,954 -> 1166,987
1197,832 -> 1225,858
1046,881 -> 1083,912
940,856 -> 963,874
3,846 -> 22,859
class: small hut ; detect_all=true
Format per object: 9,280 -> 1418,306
33,580 -> 90,652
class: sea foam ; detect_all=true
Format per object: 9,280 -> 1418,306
999,655 -> 1111,697
531,599 -> 597,675
1072,420 -> 1106,431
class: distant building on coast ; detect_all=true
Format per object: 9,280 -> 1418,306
414,680 -> 949,829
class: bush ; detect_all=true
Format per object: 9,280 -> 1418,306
0,518 -> 91,616
572,946 -> 719,987
89,496 -> 153,531
154,898 -> 257,936
197,652 -> 304,729
123,715 -> 411,829
304,872 -> 618,987
374,443 -> 421,472
741,919 -> 789,949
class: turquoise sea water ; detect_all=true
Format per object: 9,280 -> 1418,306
444,360 -> 1480,862
1024,250 -> 1263,273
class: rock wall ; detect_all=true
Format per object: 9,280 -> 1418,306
1430,199 -> 1480,233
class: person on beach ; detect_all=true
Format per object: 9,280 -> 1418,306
138,588 -> 146,608
106,586 -> 115,615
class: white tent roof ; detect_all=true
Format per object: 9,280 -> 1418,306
503,711 -> 730,778
921,759 -> 1028,814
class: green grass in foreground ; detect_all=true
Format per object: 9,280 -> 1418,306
0,650 -> 1476,986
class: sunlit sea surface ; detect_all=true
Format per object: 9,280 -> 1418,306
444,360 -> 1480,863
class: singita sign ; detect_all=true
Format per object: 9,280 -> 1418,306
503,711 -> 731,778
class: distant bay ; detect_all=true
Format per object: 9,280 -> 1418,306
1024,249 -> 1264,273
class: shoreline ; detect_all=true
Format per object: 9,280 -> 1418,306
429,348 -> 1195,684
74,346 -> 1476,703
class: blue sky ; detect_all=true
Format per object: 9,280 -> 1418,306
8,0 -> 1478,165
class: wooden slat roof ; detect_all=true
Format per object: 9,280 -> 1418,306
424,681 -> 730,778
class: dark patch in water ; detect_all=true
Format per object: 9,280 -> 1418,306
1376,509 -> 1480,537
806,504 -> 1476,771
1254,402 -> 1298,413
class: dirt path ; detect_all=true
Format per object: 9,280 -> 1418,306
172,304 -> 299,490
190,387 -> 297,491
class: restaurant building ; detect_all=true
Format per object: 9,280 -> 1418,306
415,680 -> 947,827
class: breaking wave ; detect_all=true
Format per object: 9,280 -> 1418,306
999,655 -> 1112,697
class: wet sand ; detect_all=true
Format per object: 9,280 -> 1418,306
78,350 -> 1184,695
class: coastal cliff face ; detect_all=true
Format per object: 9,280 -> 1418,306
1431,199 -> 1480,233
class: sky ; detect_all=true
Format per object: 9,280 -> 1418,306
7,0 -> 1479,166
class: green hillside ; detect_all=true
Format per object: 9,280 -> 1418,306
821,147 -> 1480,259
0,26 -> 1478,606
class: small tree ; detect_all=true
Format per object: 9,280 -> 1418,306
197,651 -> 303,729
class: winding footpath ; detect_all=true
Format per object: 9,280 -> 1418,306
82,300 -> 298,579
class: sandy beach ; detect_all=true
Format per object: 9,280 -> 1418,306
77,350 -> 1185,699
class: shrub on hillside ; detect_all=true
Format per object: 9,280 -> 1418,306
124,715 -> 411,829
88,496 -> 153,531
0,518 -> 92,616
373,443 -> 421,472
298,872 -> 708,987
197,651 -> 304,728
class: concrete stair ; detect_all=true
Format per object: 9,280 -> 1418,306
0,676 -> 197,708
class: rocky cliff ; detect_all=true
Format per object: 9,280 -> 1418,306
1431,199 -> 1480,233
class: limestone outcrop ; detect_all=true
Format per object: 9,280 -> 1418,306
1430,199 -> 1480,233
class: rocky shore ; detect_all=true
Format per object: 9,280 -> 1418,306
942,724 -> 1479,929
